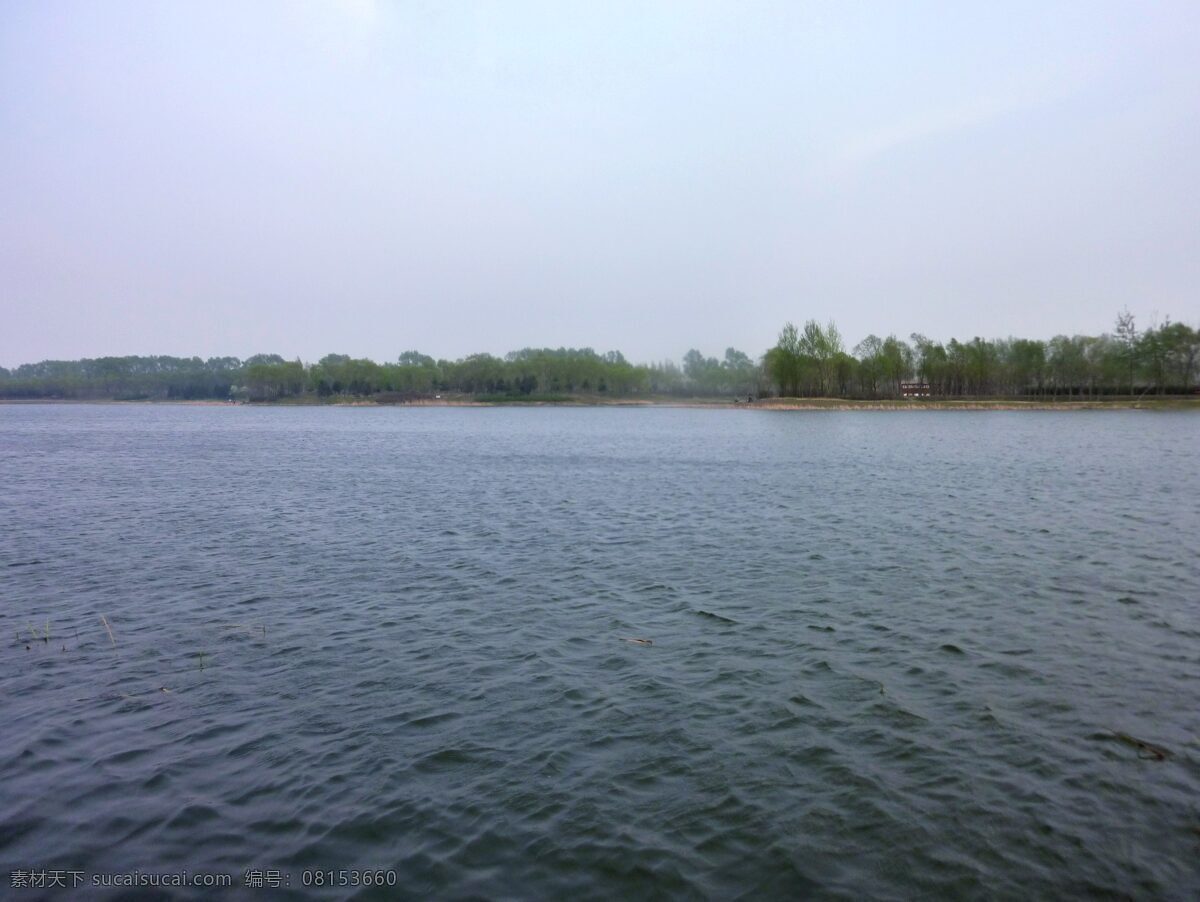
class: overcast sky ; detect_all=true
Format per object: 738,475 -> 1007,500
2,1 -> 1197,367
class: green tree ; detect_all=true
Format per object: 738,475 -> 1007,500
1008,339 -> 1046,397
879,336 -> 912,396
1158,322 -> 1198,390
798,320 -> 842,395
766,322 -> 803,396
1115,308 -> 1138,395
854,335 -> 884,396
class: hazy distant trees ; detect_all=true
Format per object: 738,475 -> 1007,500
245,359 -> 305,401
0,355 -> 246,400
1,315 -> 1195,402
681,347 -> 758,395
761,315 -> 1199,399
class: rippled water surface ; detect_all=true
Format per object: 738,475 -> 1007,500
2,404 -> 1198,899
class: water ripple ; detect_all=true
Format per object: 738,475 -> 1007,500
1,405 -> 1198,898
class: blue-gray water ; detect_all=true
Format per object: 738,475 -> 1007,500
2,404 -> 1198,899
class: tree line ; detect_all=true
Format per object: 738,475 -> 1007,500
763,312 -> 1198,398
0,347 -> 759,401
1,312 -> 1195,401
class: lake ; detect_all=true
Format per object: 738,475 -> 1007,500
2,404 -> 1198,899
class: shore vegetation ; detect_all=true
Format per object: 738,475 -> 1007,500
3,312 -> 1196,404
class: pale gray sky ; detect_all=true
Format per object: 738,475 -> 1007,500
2,0 -> 1198,367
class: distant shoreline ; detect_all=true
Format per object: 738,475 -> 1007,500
3,397 -> 1198,411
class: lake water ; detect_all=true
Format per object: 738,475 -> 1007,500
2,404 -> 1198,899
